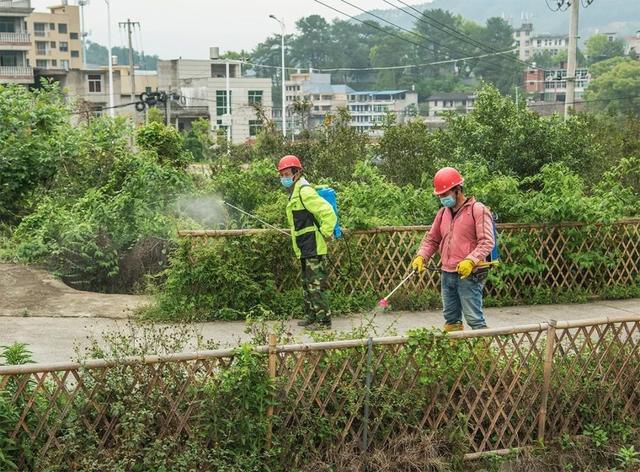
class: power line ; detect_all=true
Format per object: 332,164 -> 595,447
243,49 -> 517,72
336,0 -> 481,60
383,0 -> 542,72
525,94 -> 640,108
545,0 -> 563,12
312,0 -> 452,61
317,0 -> 523,80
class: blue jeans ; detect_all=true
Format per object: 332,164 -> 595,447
441,271 -> 488,329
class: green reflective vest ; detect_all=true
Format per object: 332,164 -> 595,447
286,178 -> 337,259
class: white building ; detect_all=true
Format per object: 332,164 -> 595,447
513,23 -> 568,60
425,92 -> 476,121
159,49 -> 272,142
347,89 -> 418,136
0,0 -> 34,84
624,30 -> 640,57
513,22 -> 534,60
285,72 -> 353,132
542,67 -> 590,101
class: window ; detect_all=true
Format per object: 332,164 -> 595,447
70,32 -> 78,39
88,74 -> 102,93
33,23 -> 45,36
0,18 -> 16,33
58,23 -> 68,34
321,105 -> 331,111
36,59 -> 48,68
249,119 -> 262,137
50,41 -> 56,48
313,94 -> 320,100
59,41 -> 68,52
61,59 -> 69,69
51,59 -> 57,67
71,50 -> 79,58
321,95 -> 332,100
216,119 -> 229,134
216,90 -> 231,115
35,41 -> 47,55
248,90 -> 263,105
0,51 -> 18,66
49,23 -> 55,30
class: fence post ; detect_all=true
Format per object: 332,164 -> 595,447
538,319 -> 557,443
266,333 -> 278,449
361,336 -> 374,453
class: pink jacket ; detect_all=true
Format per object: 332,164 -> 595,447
417,197 -> 495,273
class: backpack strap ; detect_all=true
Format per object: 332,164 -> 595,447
298,184 -> 320,229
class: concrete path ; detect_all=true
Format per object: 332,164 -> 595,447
2,299 -> 639,363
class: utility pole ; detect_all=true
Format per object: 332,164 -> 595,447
104,0 -> 114,117
166,90 -> 171,126
118,18 -> 140,102
269,15 -> 286,138
79,0 -> 88,68
564,0 -> 579,119
225,61 -> 231,144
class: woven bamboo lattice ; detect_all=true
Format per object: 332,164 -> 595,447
1,316 -> 639,468
179,219 -> 640,299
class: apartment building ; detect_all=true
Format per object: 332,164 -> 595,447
513,23 -> 568,60
159,49 -> 273,141
347,89 -> 418,136
0,0 -> 33,84
425,92 -> 476,120
26,1 -> 82,72
284,72 -> 353,131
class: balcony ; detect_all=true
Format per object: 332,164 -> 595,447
0,31 -> 30,47
0,65 -> 33,83
0,0 -> 31,9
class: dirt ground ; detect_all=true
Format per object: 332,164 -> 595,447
0,263 -> 148,319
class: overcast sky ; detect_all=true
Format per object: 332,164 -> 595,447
31,0 -> 429,59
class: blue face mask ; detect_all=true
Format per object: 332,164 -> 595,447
280,176 -> 294,188
440,195 -> 456,208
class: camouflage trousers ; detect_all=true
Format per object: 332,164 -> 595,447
300,256 -> 331,324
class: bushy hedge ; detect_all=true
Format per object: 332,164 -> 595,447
2,82 -> 639,314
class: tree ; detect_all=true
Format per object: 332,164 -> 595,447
585,34 -> 625,65
135,122 -> 192,168
85,40 -> 158,70
369,33 -> 414,89
585,59 -> 640,115
414,9 -> 467,74
290,15 -> 333,69
430,85 -> 597,178
0,81 -> 69,221
470,18 -> 523,94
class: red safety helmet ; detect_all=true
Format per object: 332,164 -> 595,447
433,167 -> 464,195
277,155 -> 302,172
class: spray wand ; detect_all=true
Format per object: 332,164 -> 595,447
223,201 -> 289,236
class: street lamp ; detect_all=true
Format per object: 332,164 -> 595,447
269,14 -> 286,138
104,0 -> 114,117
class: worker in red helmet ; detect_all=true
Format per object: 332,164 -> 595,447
277,155 -> 337,329
411,167 -> 495,331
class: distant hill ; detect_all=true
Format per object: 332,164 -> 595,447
356,0 -> 640,39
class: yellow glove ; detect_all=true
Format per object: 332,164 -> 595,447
456,259 -> 475,279
411,255 -> 426,274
